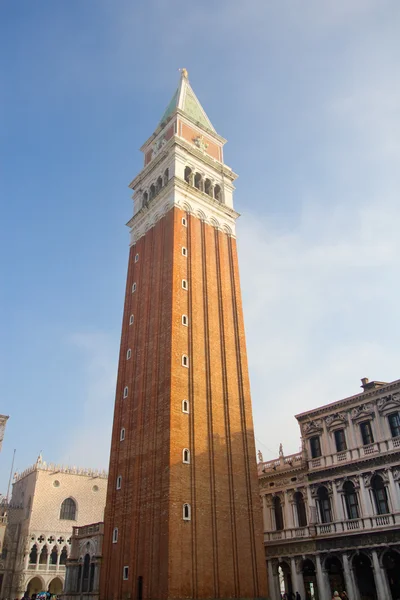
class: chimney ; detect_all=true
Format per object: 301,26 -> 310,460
361,378 -> 369,391
361,377 -> 387,392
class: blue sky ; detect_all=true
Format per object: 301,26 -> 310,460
1,1 -> 400,491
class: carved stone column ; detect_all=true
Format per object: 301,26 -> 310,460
342,553 -> 359,600
315,555 -> 330,600
332,480 -> 344,521
267,559 -> 280,600
371,549 -> 391,600
387,468 -> 400,512
358,473 -> 373,519
284,491 -> 293,530
291,557 -> 306,599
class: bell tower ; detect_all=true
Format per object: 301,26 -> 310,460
100,70 -> 268,600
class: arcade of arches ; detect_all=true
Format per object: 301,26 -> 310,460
268,547 -> 400,600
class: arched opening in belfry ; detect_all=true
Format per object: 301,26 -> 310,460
194,173 -> 203,191
204,179 -> 212,196
163,168 -> 169,185
149,184 -> 156,200
214,184 -> 221,201
184,166 -> 192,184
156,176 -> 163,193
142,191 -> 148,206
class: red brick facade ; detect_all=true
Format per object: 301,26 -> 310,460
100,207 -> 268,600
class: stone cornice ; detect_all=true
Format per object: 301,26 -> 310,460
296,379 -> 400,422
306,450 -> 400,482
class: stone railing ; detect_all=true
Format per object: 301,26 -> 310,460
73,522 -> 104,538
258,452 -> 304,475
264,512 -> 400,542
307,436 -> 400,470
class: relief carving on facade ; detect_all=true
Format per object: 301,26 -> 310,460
377,393 -> 400,414
351,403 -> 375,421
325,412 -> 348,429
302,419 -> 323,436
334,476 -> 360,492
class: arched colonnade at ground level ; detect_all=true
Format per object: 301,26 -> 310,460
268,547 -> 400,600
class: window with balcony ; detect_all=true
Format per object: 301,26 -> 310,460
371,474 -> 389,515
273,496 -> 284,531
294,491 -> 307,527
388,412 -> 400,438
317,486 -> 332,523
360,421 -> 374,445
334,429 -> 347,452
343,481 -> 359,519
310,436 -> 322,459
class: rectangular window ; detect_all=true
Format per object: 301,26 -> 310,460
388,413 -> 400,438
112,528 -> 118,543
334,429 -> 347,452
123,566 -> 129,580
360,421 -> 374,445
310,436 -> 321,459
116,476 -> 122,490
120,428 -> 125,441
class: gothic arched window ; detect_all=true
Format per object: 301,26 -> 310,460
60,546 -> 68,565
50,545 -> 58,565
317,486 -> 332,523
273,496 -> 284,531
60,497 -> 77,520
343,481 -> 359,519
371,474 -> 389,515
163,168 -> 169,185
156,176 -> 163,193
204,179 -> 212,196
39,545 -> 48,564
29,544 -> 38,564
183,503 -> 191,520
82,553 -> 90,593
194,173 -> 203,191
183,449 -> 190,464
184,166 -> 192,184
214,184 -> 222,201
294,491 -> 307,527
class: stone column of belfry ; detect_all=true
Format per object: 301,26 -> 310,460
100,70 -> 268,600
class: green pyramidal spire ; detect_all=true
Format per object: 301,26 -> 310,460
158,69 -> 216,132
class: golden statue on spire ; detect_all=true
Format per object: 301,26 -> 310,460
180,68 -> 189,79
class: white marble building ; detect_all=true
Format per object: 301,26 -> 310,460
0,457 -> 107,599
259,377 -> 400,600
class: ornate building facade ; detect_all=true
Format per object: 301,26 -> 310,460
100,70 -> 267,600
0,457 -> 107,599
63,522 -> 104,600
259,377 -> 400,600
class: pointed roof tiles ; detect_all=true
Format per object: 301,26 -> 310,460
158,69 -> 216,133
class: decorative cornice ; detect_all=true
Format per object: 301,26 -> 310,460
350,403 -> 375,422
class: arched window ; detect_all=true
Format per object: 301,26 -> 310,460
371,474 -> 389,514
343,481 -> 359,519
194,173 -> 203,190
182,355 -> 189,368
142,191 -> 148,207
129,315 -> 134,325
149,184 -> 156,200
214,184 -> 222,201
120,428 -> 125,441
317,486 -> 332,523
182,400 -> 189,413
89,562 -> 95,592
39,545 -> 48,564
116,475 -> 122,490
59,546 -> 68,565
183,503 -> 191,521
184,167 -> 192,184
126,349 -> 131,360
156,176 -> 163,193
82,553 -> 90,593
112,527 -> 118,543
123,386 -> 128,398
183,449 -> 190,464
204,179 -> 212,196
294,491 -> 307,527
50,545 -> 58,565
60,498 -> 77,520
273,496 -> 284,531
163,168 -> 169,185
29,544 -> 38,564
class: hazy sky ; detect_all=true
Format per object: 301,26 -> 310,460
1,0 -> 399,491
